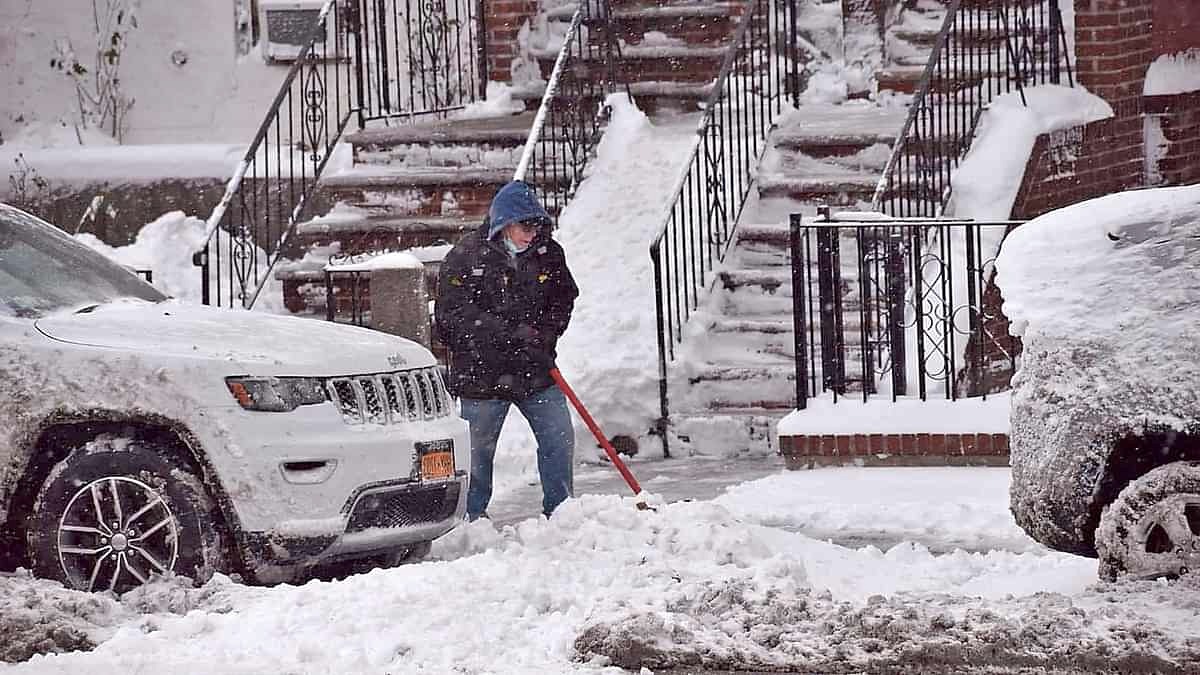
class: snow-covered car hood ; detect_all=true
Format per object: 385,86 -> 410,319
34,299 -> 433,376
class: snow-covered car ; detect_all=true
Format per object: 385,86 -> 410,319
996,185 -> 1200,580
0,203 -> 469,593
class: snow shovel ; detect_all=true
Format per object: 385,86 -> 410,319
550,368 -> 652,511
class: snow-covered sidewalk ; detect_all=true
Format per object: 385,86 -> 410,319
5,465 -> 1200,673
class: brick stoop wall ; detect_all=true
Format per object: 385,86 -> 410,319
1011,0 -> 1200,219
779,432 -> 1010,469
1145,91 -> 1200,187
484,0 -> 537,82
1010,114 -> 1145,219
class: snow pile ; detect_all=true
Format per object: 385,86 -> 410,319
949,85 -> 1113,221
451,81 -> 527,120
14,467 -> 1200,672
713,467 -> 1037,553
7,494 -> 800,673
778,392 -> 1009,435
0,572 -> 121,663
1144,49 -> 1200,96
74,211 -> 287,313
995,185 -> 1200,554
0,144 -> 243,182
576,575 -> 1200,672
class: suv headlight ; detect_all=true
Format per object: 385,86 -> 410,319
226,376 -> 327,412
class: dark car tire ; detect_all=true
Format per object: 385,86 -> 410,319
27,436 -> 227,594
1096,461 -> 1200,581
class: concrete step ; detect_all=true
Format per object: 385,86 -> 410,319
346,112 -> 534,149
547,2 -> 743,47
771,104 -> 907,158
535,43 -> 730,85
755,172 -> 879,205
667,412 -> 781,455
293,214 -> 476,255
718,268 -> 791,295
320,166 -> 569,219
512,79 -> 714,116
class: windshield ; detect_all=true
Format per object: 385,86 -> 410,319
0,205 -> 166,318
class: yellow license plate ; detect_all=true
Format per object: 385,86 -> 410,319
420,451 -> 454,480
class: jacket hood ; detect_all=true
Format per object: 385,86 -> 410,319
487,180 -> 552,240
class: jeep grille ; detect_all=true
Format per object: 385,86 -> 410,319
326,367 -> 452,425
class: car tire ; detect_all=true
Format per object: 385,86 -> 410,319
27,436 -> 227,594
1096,461 -> 1200,581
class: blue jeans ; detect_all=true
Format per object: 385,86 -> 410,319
460,385 -> 575,518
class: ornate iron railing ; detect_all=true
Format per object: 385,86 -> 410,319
198,0 -> 485,309
513,0 -> 627,216
789,210 -> 1022,408
873,0 -> 1073,217
357,0 -> 486,123
198,0 -> 356,308
648,0 -> 800,455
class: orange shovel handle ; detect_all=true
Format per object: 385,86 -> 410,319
550,368 -> 643,496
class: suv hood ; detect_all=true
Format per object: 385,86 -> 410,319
35,300 -> 433,376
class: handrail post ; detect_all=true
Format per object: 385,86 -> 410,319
1048,0 -> 1061,86
651,245 -> 671,458
886,226 -> 906,397
790,212 -> 808,411
476,0 -> 489,99
351,0 -> 368,129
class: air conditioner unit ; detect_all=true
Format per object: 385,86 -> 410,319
259,0 -> 341,63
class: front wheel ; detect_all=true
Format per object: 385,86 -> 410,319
1096,461 -> 1200,581
27,436 -> 227,594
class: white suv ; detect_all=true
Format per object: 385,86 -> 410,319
0,203 -> 469,592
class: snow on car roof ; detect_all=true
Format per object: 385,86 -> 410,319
996,184 -> 1200,439
997,184 -> 1200,342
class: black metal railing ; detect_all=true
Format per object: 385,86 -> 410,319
513,0 -> 627,216
357,0 -> 486,123
873,0 -> 1074,217
789,210 -> 1022,409
648,0 -> 800,455
198,0 -> 357,309
198,0 -> 486,309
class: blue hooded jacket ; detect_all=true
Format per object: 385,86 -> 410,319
486,180 -> 553,240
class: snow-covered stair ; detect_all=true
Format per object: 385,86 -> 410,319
523,0 -> 746,115
663,1 -> 964,454
274,111 -> 544,315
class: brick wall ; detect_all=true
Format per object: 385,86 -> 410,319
1010,115 -> 1145,219
1152,0 -> 1200,57
779,432 -> 1010,469
959,272 -> 1022,396
483,0 -> 538,82
1145,91 -> 1200,186
1075,0 -> 1155,111
1009,2 -> 1199,219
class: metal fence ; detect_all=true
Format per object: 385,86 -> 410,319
198,0 -> 486,309
513,0 -> 627,217
649,0 -> 801,455
197,0 -> 357,309
873,0 -> 1073,217
357,0 -> 486,123
789,209 -> 1022,408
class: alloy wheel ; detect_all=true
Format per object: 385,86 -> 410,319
1127,493 -> 1200,579
56,476 -> 180,593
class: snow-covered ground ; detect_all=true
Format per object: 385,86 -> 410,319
5,464 -> 1200,673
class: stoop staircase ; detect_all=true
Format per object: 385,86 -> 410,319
274,0 -> 752,318
662,0 -> 1072,455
